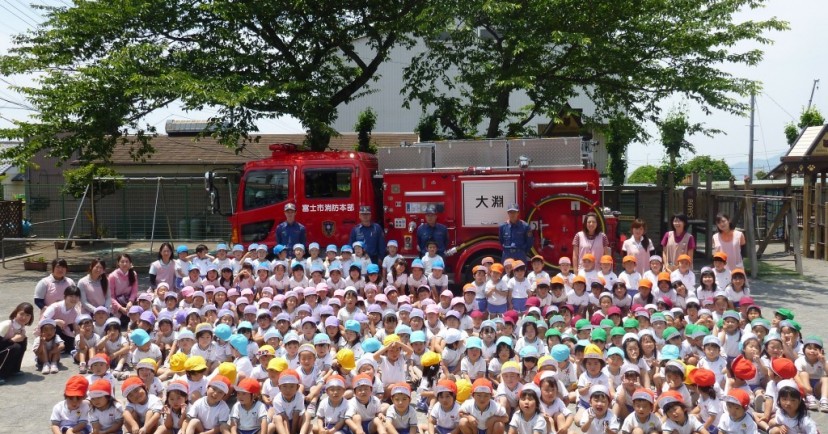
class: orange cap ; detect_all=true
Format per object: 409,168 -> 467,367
732,268 -> 746,277
601,255 -> 614,264
657,272 -> 672,282
512,260 -> 526,269
621,255 -> 636,264
531,255 -> 544,262
677,254 -> 692,263
582,253 -> 596,262
713,252 -> 728,261
550,275 -> 565,286
572,275 -> 587,285
594,276 -> 606,286
472,265 -> 486,274
490,263 -> 504,274
638,278 -> 653,289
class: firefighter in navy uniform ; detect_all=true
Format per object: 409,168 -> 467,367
350,205 -> 385,264
275,203 -> 306,257
499,203 -> 533,263
416,205 -> 449,256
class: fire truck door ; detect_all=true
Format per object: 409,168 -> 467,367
300,166 -> 358,244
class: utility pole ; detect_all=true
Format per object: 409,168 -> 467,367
807,79 -> 820,111
748,92 -> 755,181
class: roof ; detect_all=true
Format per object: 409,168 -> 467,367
0,142 -> 21,175
785,125 -> 827,159
105,132 -> 419,166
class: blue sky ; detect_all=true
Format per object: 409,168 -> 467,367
0,0 -> 822,177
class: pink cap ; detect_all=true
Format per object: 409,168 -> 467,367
426,305 -> 440,314
181,286 -> 195,298
440,290 -> 453,298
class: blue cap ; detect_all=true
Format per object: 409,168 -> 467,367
411,259 -> 424,269
130,329 -> 150,346
326,244 -> 338,253
273,244 -> 286,254
352,241 -> 364,249
232,244 -> 244,252
229,334 -> 249,357
387,240 -> 398,247
551,344 -> 570,362
237,321 -> 254,331
345,320 -> 361,334
291,260 -> 305,269
176,245 -> 189,254
362,337 -> 381,353
263,329 -> 283,342
308,242 -> 320,251
659,344 -> 680,361
410,331 -> 427,344
310,264 -> 324,274
328,261 -> 342,272
432,260 -> 444,270
466,336 -> 483,351
607,347 -> 624,358
216,243 -> 228,251
496,336 -> 514,348
366,264 -> 380,274
395,325 -> 412,336
341,245 -> 353,253
313,333 -> 332,346
248,243 -> 258,252
188,263 -> 200,272
292,243 -> 305,251
214,324 -> 232,341
703,335 -> 721,347
519,346 -> 539,358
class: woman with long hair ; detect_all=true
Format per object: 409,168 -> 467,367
109,253 -> 138,323
661,213 -> 696,272
572,212 -> 609,272
78,258 -> 110,314
148,242 -> 177,290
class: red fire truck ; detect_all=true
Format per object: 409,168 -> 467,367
205,138 -> 619,281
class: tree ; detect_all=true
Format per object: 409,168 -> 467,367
754,170 -> 769,180
62,164 -> 123,238
682,155 -> 733,181
0,0 -> 427,166
403,0 -> 786,140
604,114 -> 639,186
628,165 -> 659,184
785,106 -> 825,146
354,108 -> 378,154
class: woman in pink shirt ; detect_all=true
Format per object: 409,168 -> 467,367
32,258 -> 75,311
78,258 -> 110,314
109,253 -> 139,322
661,213 -> 696,272
41,285 -> 82,353
572,212 -> 609,272
712,212 -> 745,270
621,218 -> 655,275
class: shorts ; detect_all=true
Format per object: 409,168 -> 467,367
749,384 -> 761,392
488,303 -> 507,315
578,398 -> 590,410
437,427 -> 454,434
59,422 -> 91,434
707,426 -> 719,434
511,298 -> 527,312
324,423 -> 344,434
476,299 -> 488,313
239,429 -> 260,434
810,378 -> 820,390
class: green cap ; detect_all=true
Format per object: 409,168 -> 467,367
575,318 -> 592,331
590,328 -> 608,342
775,308 -> 795,320
804,336 -> 824,348
610,326 -> 626,337
750,318 -> 771,331
600,319 -> 615,329
787,320 -> 802,332
623,318 -> 640,329
650,313 -> 666,323
662,326 -> 681,341
536,318 -> 548,329
545,328 -> 562,338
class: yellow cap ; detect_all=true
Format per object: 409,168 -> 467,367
184,355 -> 207,372
136,358 -> 158,372
217,362 -> 237,384
258,345 -> 276,356
169,352 -> 188,372
267,357 -> 288,373
383,334 -> 400,346
456,379 -> 472,403
421,351 -> 442,368
583,344 -> 604,360
684,364 -> 697,385
335,349 -> 356,371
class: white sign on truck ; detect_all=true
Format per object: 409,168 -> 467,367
462,180 -> 518,227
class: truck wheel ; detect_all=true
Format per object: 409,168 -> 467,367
460,250 -> 502,287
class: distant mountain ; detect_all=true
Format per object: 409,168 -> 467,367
727,151 -> 785,177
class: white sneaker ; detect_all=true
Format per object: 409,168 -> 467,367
806,394 -> 818,410
50,363 -> 59,374
41,363 -> 51,375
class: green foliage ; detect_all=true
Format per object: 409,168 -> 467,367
415,114 -> 442,142
61,164 -> 123,199
0,0 -> 427,164
628,165 -> 659,184
785,106 -> 825,146
354,108 -> 378,154
403,0 -> 787,139
754,170 -> 769,180
604,114 -> 639,186
682,155 -> 733,181
659,108 -> 719,187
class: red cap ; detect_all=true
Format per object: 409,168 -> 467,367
236,378 -> 262,395
590,312 -> 605,326
471,378 -> 493,394
64,375 -> 89,398
690,368 -> 716,387
607,306 -> 622,316
739,296 -> 755,306
732,355 -> 757,381
659,297 -> 673,309
470,310 -> 485,319
726,388 -> 750,409
435,379 -> 457,396
525,297 -> 541,308
770,357 -> 797,380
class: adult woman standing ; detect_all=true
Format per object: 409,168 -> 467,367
661,213 -> 696,272
621,218 -> 655,275
148,242 -> 177,291
712,212 -> 745,270
32,258 -> 75,311
78,258 -> 110,315
572,212 -> 609,272
109,253 -> 139,323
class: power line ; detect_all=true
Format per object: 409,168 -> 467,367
0,5 -> 36,31
11,0 -> 43,22
761,92 -> 797,122
0,3 -> 39,27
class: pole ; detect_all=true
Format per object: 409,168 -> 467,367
150,177 -> 161,252
748,92 -> 755,181
64,184 -> 89,251
807,79 -> 820,111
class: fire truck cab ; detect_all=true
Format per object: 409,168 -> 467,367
206,138 -> 618,282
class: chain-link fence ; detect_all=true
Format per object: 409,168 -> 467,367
26,180 -> 234,241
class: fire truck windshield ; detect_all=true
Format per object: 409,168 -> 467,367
304,169 -> 352,199
243,169 -> 289,210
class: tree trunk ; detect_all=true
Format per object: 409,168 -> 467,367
305,122 -> 333,151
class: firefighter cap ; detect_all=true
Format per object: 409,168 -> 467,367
284,203 -> 296,211
507,203 -> 519,212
